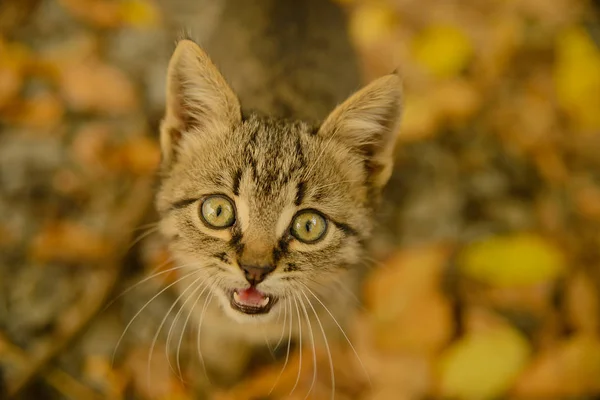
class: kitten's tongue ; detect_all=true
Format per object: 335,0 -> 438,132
235,287 -> 268,307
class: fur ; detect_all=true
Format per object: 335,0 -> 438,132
156,0 -> 402,384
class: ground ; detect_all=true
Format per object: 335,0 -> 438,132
0,0 -> 599,399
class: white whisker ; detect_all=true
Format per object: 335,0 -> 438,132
196,278 -> 220,380
269,298 -> 293,396
297,293 -> 318,400
174,275 -> 214,379
165,275 -> 211,379
289,295 -> 303,397
275,297 -> 289,351
310,179 -> 363,193
302,284 -> 371,386
148,274 -> 204,384
112,269 -> 200,365
128,225 -> 159,250
301,289 -> 335,399
103,260 -> 196,312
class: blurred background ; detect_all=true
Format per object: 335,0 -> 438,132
0,0 -> 599,399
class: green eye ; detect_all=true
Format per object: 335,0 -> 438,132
200,195 -> 236,229
290,210 -> 328,243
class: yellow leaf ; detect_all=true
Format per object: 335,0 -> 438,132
555,26 -> 600,130
412,25 -> 473,78
119,0 -> 160,27
399,94 -> 441,141
349,4 -> 398,47
458,234 -> 565,286
438,326 -> 530,400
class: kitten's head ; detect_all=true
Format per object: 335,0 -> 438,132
156,40 -> 402,324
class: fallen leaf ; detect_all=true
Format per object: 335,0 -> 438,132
512,335 -> 600,397
458,234 -> 565,286
432,78 -> 481,123
554,26 -> 600,130
59,58 -> 138,115
398,94 -> 442,142
59,0 -> 122,28
565,271 -> 599,334
119,0 -> 160,28
349,3 -> 398,47
412,25 -> 473,78
438,325 -> 530,400
125,346 -> 194,400
6,91 -> 65,130
0,39 -> 30,108
116,136 -> 161,175
71,122 -> 114,174
365,245 -> 453,354
30,221 -> 111,263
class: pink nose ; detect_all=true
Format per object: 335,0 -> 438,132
240,264 -> 275,285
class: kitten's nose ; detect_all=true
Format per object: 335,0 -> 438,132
240,264 -> 275,285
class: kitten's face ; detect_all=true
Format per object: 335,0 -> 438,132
156,40 -> 402,324
157,115 -> 370,323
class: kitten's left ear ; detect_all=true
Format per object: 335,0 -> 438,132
161,39 -> 241,167
318,72 -> 402,189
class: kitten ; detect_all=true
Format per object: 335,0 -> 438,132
155,0 -> 402,385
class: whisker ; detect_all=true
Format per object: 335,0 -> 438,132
103,260 -> 196,312
174,274 -> 214,379
310,179 -> 363,193
301,284 -> 371,386
289,295 -> 303,397
128,225 -> 159,250
269,298 -> 293,396
165,275 -> 211,379
301,289 -> 335,400
112,269 -> 200,365
133,222 -> 159,232
147,274 -> 205,385
196,278 -> 220,381
274,297 -> 289,351
262,324 -> 275,360
296,293 -> 318,400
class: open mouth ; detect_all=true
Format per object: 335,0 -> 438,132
229,287 -> 278,315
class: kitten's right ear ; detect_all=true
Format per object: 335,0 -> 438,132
160,40 -> 241,167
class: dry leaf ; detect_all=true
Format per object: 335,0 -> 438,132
398,94 -> 442,142
512,335 -> 600,397
554,26 -> 600,130
412,25 -> 473,78
349,3 -> 398,47
458,234 -> 565,286
125,346 -> 194,400
119,0 -> 160,27
438,326 -> 530,400
30,221 -> 111,263
433,78 -> 481,123
365,245 -> 453,354
0,39 -> 30,108
115,136 -> 161,175
60,58 -> 138,114
6,91 -> 65,130
565,271 -> 599,334
59,0 -> 122,28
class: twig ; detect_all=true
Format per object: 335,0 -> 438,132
6,177 -> 155,398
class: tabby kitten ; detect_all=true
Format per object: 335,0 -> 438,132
155,0 -> 402,383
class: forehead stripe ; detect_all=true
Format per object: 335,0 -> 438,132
294,181 -> 306,206
169,197 -> 199,210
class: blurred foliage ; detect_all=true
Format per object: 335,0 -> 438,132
0,0 -> 599,399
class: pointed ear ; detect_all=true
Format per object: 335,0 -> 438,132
160,39 -> 241,166
318,73 -> 403,189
